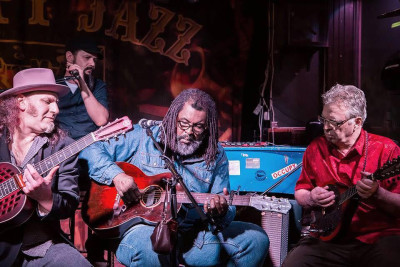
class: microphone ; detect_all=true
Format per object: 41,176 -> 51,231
69,69 -> 80,80
139,119 -> 161,128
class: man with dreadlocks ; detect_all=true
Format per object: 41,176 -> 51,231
80,88 -> 269,266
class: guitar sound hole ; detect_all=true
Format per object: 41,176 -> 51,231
141,186 -> 163,208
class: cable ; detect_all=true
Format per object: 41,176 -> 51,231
257,0 -> 276,144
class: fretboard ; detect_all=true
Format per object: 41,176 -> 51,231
176,193 -> 251,206
33,133 -> 95,175
0,133 -> 96,199
338,172 -> 376,205
0,178 -> 19,199
339,186 -> 358,205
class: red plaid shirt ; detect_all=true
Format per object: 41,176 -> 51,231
296,129 -> 400,243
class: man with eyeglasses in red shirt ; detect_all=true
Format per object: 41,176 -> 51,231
283,84 -> 400,267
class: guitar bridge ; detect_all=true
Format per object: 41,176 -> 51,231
112,194 -> 126,216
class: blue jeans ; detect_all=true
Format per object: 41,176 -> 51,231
21,243 -> 91,267
116,222 -> 269,266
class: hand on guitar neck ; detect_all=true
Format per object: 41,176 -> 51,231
203,188 -> 229,218
356,171 -> 379,199
113,173 -> 142,206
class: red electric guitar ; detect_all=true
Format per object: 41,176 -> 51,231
82,162 -> 292,239
0,116 -> 133,233
304,156 -> 400,241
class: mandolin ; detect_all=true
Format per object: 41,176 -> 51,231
304,156 -> 400,241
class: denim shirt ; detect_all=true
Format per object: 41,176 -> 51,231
79,123 -> 235,231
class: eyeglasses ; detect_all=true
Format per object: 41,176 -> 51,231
318,115 -> 354,128
177,120 -> 207,134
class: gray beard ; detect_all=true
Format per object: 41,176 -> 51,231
176,133 -> 203,156
44,122 -> 55,134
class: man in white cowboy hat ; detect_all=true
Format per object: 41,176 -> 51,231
0,68 -> 91,266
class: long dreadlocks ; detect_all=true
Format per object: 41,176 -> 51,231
161,88 -> 219,166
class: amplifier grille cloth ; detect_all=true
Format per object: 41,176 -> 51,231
261,211 -> 289,267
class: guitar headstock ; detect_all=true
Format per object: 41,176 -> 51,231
93,116 -> 133,142
249,195 -> 291,214
373,156 -> 400,180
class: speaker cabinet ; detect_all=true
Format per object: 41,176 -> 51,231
261,211 -> 290,267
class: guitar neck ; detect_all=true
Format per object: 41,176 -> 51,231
338,172 -> 376,205
176,193 -> 251,206
33,133 -> 95,175
338,186 -> 358,205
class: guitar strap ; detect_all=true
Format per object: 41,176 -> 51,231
352,131 -> 368,202
362,131 -> 369,172
339,131 -> 369,239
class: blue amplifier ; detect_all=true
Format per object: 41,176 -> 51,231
223,144 -> 306,195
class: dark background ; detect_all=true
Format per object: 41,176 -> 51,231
0,0 -> 399,143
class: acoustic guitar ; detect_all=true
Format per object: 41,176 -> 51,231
82,162 -> 292,239
303,156 -> 400,241
0,116 -> 132,233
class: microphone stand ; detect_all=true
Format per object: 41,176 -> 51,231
261,162 -> 302,195
144,127 -> 219,266
55,75 -> 77,84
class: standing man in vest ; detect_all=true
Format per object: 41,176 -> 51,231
56,36 -> 110,264
56,36 -> 109,140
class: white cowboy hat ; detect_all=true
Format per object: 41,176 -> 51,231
0,68 -> 69,98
